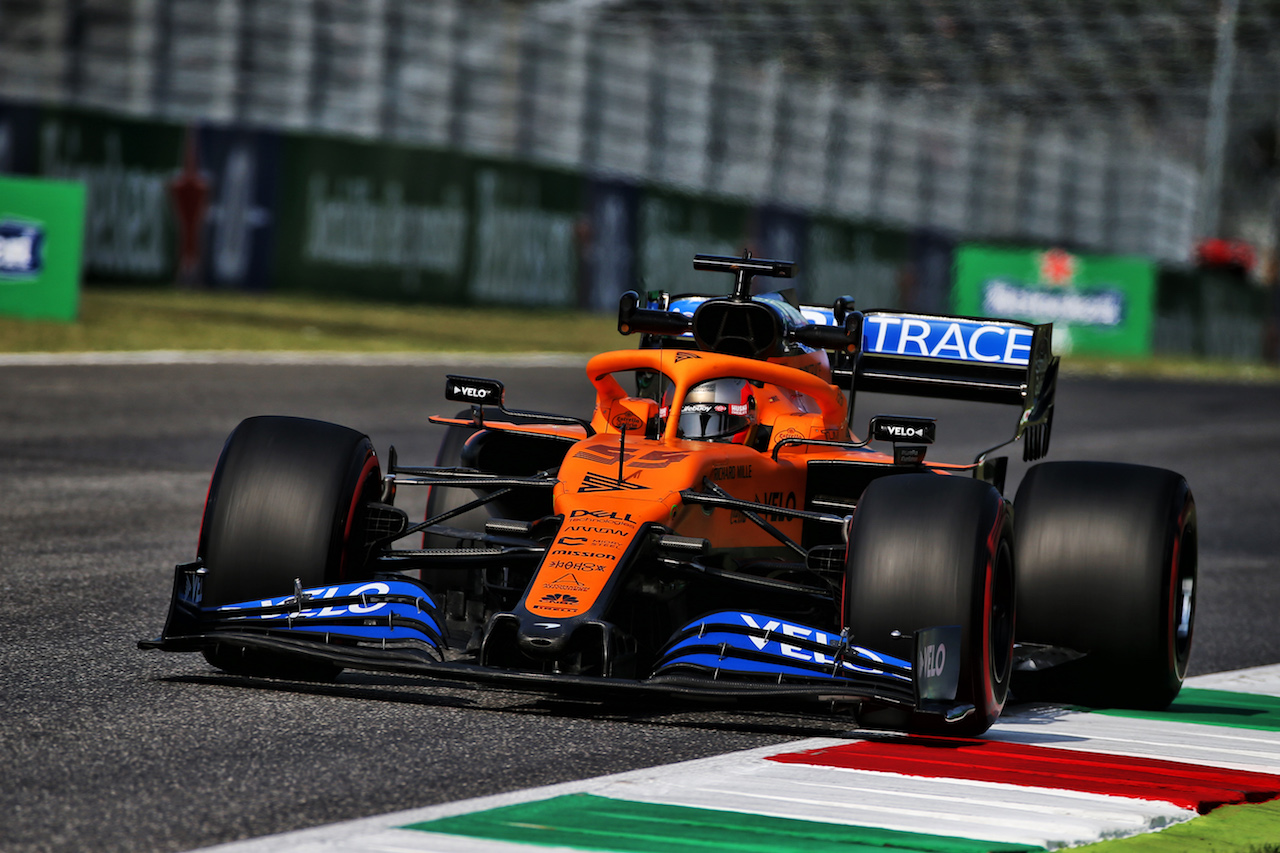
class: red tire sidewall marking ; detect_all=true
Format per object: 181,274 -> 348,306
979,497 -> 1009,717
339,449 -> 380,582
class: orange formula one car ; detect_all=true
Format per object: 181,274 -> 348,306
141,253 -> 1197,736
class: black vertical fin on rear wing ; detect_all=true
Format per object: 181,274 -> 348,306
1020,346 -> 1057,461
832,311 -> 1059,462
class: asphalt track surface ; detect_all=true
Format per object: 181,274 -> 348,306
2,358 -> 1277,853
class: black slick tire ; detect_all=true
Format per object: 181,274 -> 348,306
1013,461 -> 1196,709
198,415 -> 381,679
844,473 -> 1015,737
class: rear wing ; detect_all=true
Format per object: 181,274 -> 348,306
621,252 -> 1057,463
639,298 -> 1058,462
838,311 -> 1058,462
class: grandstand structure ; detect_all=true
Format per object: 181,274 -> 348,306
2,0 -> 1278,266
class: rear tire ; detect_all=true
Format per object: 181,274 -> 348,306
844,474 -> 1015,737
198,415 -> 382,679
1013,461 -> 1196,709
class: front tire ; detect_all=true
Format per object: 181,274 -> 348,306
1013,461 -> 1196,709
844,474 -> 1015,737
198,415 -> 382,678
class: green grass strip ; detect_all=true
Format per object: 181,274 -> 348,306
1059,354 -> 1280,385
0,288 -> 624,354
1071,799 -> 1280,853
3,287 -> 1279,385
404,792 -> 1042,853
1087,687 -> 1280,732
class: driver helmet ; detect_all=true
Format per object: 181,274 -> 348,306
675,378 -> 757,444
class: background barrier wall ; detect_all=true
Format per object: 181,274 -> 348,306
0,98 -> 1270,360
273,134 -> 473,303
3,1 -> 1279,361
0,102 -> 918,310
0,1 -> 1211,266
36,108 -> 182,283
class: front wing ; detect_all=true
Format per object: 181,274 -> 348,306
140,562 -> 971,724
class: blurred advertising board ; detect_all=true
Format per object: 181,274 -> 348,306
467,162 -> 582,307
580,179 -> 638,312
35,112 -> 283,290
0,102 -> 40,175
273,136 -> 584,306
638,190 -> 748,294
0,174 -> 85,321
194,126 -> 280,291
952,244 -> 1156,358
804,220 -> 908,311
272,134 -> 473,303
753,206 -> 807,296
38,110 -> 183,282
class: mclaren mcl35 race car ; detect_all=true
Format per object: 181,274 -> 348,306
141,253 -> 1197,737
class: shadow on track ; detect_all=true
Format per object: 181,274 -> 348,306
159,671 -> 862,739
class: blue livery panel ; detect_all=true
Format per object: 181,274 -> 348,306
654,611 -> 913,686
212,578 -> 436,618
148,567 -> 962,715
193,578 -> 446,656
861,313 -> 1035,367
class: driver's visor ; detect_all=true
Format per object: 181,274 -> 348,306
677,403 -> 748,441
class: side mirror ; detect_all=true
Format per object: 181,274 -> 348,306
868,415 -> 937,466
445,375 -> 505,407
868,415 -> 936,444
612,396 -> 661,437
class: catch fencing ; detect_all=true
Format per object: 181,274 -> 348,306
1,0 -> 1198,265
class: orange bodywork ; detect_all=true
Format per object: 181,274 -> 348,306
427,348 -> 981,621
442,347 -> 906,619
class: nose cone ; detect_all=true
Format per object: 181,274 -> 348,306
515,617 -> 573,658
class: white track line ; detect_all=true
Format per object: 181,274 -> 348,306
1184,663 -> 1280,696
185,668 -> 1280,853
